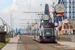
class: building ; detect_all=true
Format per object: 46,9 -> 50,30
54,0 -> 75,35
54,0 -> 75,23
58,0 -> 75,20
56,19 -> 75,35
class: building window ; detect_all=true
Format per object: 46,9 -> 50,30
65,25 -> 67,29
65,30 -> 67,33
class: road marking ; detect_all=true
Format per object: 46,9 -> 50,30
54,45 -> 75,50
57,42 -> 63,45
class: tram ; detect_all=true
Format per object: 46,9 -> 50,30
31,22 -> 55,42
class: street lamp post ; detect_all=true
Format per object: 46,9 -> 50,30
52,0 -> 54,23
10,13 -> 13,30
10,13 -> 14,29
40,4 -> 43,22
12,17 -> 14,29
10,13 -> 15,37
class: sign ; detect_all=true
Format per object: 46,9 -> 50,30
46,25 -> 50,27
55,4 -> 65,12
43,20 -> 48,23
43,15 -> 49,20
44,25 -> 50,28
55,4 -> 65,16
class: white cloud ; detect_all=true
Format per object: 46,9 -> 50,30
13,0 -> 16,4
1,0 -> 17,14
0,0 -> 58,28
1,0 -> 58,13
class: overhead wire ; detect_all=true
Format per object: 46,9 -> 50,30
25,0 -> 31,17
28,0 -> 31,12
54,0 -> 58,5
23,0 -> 31,31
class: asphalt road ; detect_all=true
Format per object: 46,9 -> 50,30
18,35 -> 75,50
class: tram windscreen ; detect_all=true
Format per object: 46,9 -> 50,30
44,28 -> 53,36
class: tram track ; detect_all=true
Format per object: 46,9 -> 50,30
20,35 -> 43,50
23,35 -> 60,50
20,35 -> 75,50
43,43 -> 60,50
22,37 -> 43,50
21,36 -> 29,50
22,35 -> 61,50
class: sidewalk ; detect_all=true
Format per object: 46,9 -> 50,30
1,35 -> 19,50
57,40 -> 75,48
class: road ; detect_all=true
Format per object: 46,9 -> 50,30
18,35 -> 75,50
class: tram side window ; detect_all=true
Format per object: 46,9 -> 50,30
34,29 -> 36,34
38,29 -> 39,33
33,30 -> 34,34
36,29 -> 37,34
36,28 -> 38,35
39,28 -> 41,36
41,29 -> 43,36
38,28 -> 40,34
33,29 -> 35,34
35,29 -> 37,34
36,29 -> 38,34
53,28 -> 55,36
32,30 -> 34,35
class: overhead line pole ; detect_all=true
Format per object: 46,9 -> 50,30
52,0 -> 54,23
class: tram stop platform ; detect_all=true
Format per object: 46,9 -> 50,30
56,35 -> 75,48
57,40 -> 75,48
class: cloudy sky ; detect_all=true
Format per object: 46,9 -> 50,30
0,0 -> 58,29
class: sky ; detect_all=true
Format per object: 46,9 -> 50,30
0,0 -> 58,29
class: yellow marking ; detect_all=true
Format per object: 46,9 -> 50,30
57,42 -> 63,45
